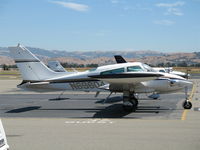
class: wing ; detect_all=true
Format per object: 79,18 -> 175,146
89,72 -> 162,84
89,72 -> 163,92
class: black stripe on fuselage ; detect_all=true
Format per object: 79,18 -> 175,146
49,78 -> 99,83
15,59 -> 40,63
89,73 -> 163,79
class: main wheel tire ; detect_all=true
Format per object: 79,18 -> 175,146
123,105 -> 134,112
130,95 -> 138,106
123,100 -> 137,112
134,99 -> 138,106
183,101 -> 192,109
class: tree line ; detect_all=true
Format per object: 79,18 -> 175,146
1,61 -> 200,71
0,63 -> 99,71
156,61 -> 200,67
60,63 -> 98,68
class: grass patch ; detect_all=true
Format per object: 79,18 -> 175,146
174,67 -> 200,74
0,70 -> 20,75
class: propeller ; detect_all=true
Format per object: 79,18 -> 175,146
186,69 -> 191,79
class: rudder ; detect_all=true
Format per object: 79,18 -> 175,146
9,44 -> 57,81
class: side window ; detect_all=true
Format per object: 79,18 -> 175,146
159,70 -> 165,73
127,66 -> 143,72
101,68 -> 124,75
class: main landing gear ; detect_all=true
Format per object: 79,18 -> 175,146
122,91 -> 138,112
183,87 -> 192,109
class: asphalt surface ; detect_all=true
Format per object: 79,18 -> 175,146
0,79 -> 200,150
0,93 -> 184,119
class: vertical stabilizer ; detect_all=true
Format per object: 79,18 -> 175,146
9,44 -> 57,81
114,55 -> 127,63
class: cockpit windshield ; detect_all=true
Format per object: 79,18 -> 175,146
127,66 -> 144,72
142,64 -> 156,72
89,68 -> 97,72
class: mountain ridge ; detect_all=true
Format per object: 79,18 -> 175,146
0,46 -> 200,66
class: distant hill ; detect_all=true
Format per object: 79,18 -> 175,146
0,46 -> 164,59
0,46 -> 199,66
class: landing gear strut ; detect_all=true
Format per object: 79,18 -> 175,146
183,87 -> 192,109
123,91 -> 138,112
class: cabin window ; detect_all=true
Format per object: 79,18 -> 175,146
159,70 -> 165,73
100,68 -> 124,75
127,66 -> 143,72
142,64 -> 155,72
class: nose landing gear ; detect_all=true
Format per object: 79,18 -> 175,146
183,87 -> 192,109
183,100 -> 192,109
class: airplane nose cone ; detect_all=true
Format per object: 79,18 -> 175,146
179,80 -> 193,87
169,79 -> 193,88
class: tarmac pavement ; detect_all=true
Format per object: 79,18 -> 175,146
0,79 -> 200,150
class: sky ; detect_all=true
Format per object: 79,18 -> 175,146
0,0 -> 200,52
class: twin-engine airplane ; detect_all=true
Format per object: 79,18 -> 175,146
9,44 -> 193,112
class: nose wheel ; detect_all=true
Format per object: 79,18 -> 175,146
183,87 -> 192,109
183,100 -> 192,109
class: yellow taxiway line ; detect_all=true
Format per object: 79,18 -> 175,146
181,84 -> 196,121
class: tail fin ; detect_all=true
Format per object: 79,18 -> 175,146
114,55 -> 127,64
9,44 -> 57,81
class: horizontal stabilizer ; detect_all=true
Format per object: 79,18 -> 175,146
48,61 -> 66,72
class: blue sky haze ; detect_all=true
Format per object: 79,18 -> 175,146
0,0 -> 199,52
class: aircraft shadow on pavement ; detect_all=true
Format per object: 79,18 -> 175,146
91,104 -> 170,118
95,96 -> 122,104
6,106 -> 41,113
4,100 -> 171,118
49,97 -> 70,101
92,104 -> 132,118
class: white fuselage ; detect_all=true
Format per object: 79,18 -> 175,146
18,62 -> 192,94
